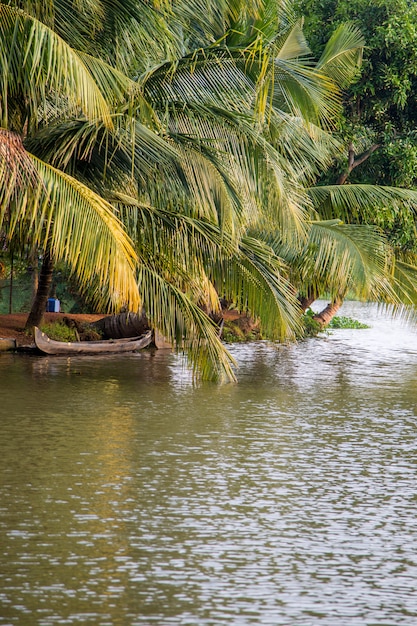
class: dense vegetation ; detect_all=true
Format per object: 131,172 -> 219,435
2,0 -> 417,379
295,0 -> 417,248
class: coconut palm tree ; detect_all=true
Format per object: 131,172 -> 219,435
0,2 -> 141,327
298,183 -> 417,324
136,7 -> 417,328
8,0 -> 417,380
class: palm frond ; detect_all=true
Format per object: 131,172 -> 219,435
390,259 -> 417,307
0,4 -> 112,131
307,184 -> 417,222
138,264 -> 237,382
18,0 -> 179,75
276,19 -> 311,60
317,23 -> 364,87
3,151 -> 141,312
213,234 -> 302,340
77,51 -> 142,106
26,114 -> 178,184
0,129 -> 39,217
307,220 -> 395,301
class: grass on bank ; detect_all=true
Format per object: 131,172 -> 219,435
39,322 -> 78,342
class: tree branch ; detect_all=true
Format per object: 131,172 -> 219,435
336,142 -> 380,185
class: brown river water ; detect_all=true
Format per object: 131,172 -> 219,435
1,302 -> 417,625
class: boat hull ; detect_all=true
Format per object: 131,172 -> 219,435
34,327 -> 152,355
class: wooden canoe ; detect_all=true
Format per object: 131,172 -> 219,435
34,327 -> 153,355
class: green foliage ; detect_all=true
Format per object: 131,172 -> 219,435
293,0 -> 417,261
39,322 -> 77,342
4,0 -> 417,380
0,258 -> 96,314
221,323 -> 248,343
294,0 -> 417,182
0,276 -> 32,314
300,309 -> 369,335
295,0 -> 417,130
300,308 -> 322,337
221,319 -> 261,343
328,315 -> 370,329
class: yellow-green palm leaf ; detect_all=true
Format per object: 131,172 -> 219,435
0,4 -> 112,131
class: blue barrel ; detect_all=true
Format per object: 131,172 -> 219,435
46,298 -> 60,312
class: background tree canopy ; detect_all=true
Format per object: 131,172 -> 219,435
294,0 -> 417,187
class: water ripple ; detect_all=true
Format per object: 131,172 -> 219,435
1,303 -> 417,624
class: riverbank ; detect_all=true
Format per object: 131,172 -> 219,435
0,313 -> 105,346
0,310 -> 259,347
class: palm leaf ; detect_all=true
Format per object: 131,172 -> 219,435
306,220 -> 395,301
26,114 -> 178,183
212,235 -> 302,340
390,259 -> 417,307
0,4 -> 112,130
317,23 -> 364,87
138,264 -> 237,382
307,184 -> 417,222
2,148 -> 141,312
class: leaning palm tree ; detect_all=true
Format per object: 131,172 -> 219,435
1,0 -> 259,379
0,3 -> 141,326
17,0 -> 322,380
23,3 -> 399,359
251,17 -> 417,323
11,0 -> 417,380
137,11 -> 402,324
298,183 -> 417,323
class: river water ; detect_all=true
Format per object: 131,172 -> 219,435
1,302 -> 417,625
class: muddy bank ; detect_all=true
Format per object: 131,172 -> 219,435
0,313 -> 105,346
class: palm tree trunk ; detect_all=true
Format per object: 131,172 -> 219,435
313,298 -> 343,327
29,250 -> 39,307
25,250 -> 54,330
298,287 -> 319,312
8,249 -> 14,314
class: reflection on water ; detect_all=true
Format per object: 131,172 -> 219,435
1,302 -> 417,625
